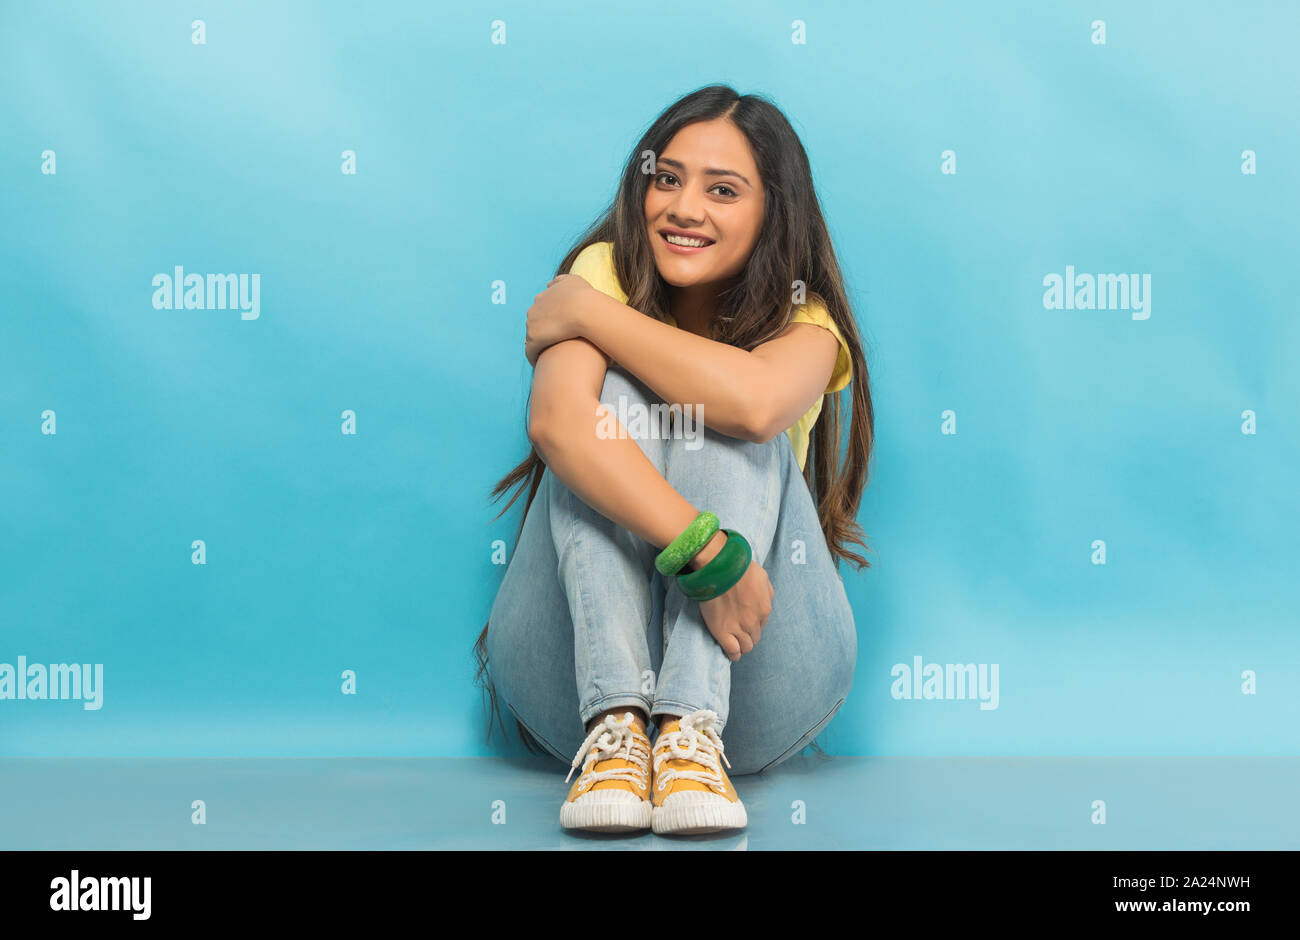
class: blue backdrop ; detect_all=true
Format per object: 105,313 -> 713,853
2,0 -> 1296,757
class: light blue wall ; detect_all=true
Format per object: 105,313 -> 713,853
2,1 -> 1295,757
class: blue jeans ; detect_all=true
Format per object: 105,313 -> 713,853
485,365 -> 856,776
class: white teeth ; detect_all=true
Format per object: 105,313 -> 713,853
665,233 -> 710,247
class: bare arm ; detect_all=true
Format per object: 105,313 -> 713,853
579,289 -> 840,443
528,336 -> 727,569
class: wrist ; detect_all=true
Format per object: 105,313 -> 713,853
572,285 -> 600,339
675,529 -> 752,602
686,530 -> 728,572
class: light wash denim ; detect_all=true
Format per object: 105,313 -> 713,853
485,365 -> 856,776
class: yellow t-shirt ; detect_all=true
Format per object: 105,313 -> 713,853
566,241 -> 852,472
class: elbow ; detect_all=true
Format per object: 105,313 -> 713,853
744,394 -> 779,444
528,402 -> 587,453
528,419 -> 562,464
527,400 -> 555,449
530,395 -> 607,451
527,413 -> 552,450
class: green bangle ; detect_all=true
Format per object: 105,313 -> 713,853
675,529 -> 751,601
655,511 -> 719,577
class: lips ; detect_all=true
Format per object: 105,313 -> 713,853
660,229 -> 715,248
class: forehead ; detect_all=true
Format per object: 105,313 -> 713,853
660,119 -> 760,179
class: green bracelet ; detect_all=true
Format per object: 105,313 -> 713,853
655,511 -> 719,577
675,529 -> 752,601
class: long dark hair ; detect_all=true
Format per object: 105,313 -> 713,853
474,84 -> 875,754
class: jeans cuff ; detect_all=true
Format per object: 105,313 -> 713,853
650,699 -> 727,735
578,692 -> 654,727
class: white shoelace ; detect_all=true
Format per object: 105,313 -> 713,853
565,712 -> 651,791
653,708 -> 732,793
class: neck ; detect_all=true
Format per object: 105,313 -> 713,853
670,283 -> 720,337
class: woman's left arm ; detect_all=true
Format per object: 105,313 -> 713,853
578,287 -> 841,443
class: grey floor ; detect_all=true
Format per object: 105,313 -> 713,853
2,755 -> 1297,850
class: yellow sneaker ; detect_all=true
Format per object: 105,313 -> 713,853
651,708 -> 747,834
560,712 -> 652,832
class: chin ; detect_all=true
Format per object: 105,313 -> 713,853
656,265 -> 704,288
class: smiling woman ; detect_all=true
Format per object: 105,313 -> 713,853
644,120 -> 766,339
476,84 -> 876,837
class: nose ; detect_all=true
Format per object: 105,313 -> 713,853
667,187 -> 706,226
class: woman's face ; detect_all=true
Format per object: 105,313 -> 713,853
644,118 -> 765,291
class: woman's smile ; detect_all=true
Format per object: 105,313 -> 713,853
659,227 -> 715,254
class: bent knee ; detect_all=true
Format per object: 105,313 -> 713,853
726,693 -> 850,777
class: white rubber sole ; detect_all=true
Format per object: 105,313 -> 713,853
652,791 -> 748,835
560,789 -> 652,832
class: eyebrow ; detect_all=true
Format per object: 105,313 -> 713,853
657,157 -> 753,189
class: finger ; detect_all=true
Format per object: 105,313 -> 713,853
720,634 -> 741,661
737,632 -> 754,655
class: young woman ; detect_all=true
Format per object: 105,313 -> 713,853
474,84 -> 875,836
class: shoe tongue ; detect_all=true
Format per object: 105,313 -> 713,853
612,713 -> 645,735
660,723 -> 708,759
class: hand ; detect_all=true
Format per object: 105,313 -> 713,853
525,273 -> 595,366
698,560 -> 774,662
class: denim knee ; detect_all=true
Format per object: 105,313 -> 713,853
663,425 -> 788,557
751,695 -> 848,775
666,422 -> 789,479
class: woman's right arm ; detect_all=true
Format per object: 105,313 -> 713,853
528,336 -> 772,659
